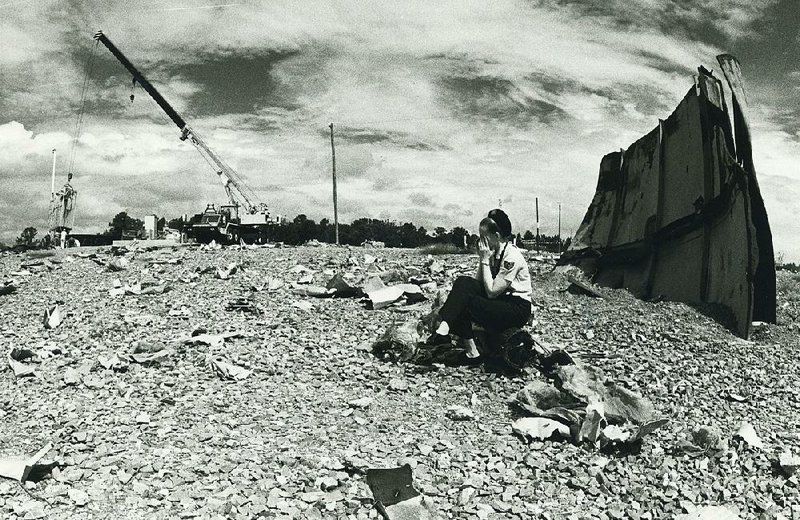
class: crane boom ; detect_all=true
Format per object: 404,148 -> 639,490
92,30 -> 267,215
93,31 -> 185,130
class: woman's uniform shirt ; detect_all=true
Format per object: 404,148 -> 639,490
476,242 -> 533,302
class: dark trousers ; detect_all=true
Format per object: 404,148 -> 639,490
438,276 -> 531,339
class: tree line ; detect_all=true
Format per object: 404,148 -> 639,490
3,211 -> 569,252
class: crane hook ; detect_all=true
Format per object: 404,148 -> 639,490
130,77 -> 137,103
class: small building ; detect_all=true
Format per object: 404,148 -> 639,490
143,214 -> 158,240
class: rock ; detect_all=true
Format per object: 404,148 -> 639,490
676,505 -> 741,520
779,451 -> 800,476
107,257 -> 129,272
319,476 -> 339,491
446,406 -> 475,421
692,426 -> 726,452
734,421 -> 764,449
348,397 -> 373,409
389,378 -> 409,392
68,488 -> 89,506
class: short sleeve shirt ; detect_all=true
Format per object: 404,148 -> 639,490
492,243 -> 532,302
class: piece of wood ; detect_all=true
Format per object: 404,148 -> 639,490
566,274 -> 607,299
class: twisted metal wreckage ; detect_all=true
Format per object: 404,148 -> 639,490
559,55 -> 776,338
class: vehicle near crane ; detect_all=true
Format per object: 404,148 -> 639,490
92,30 -> 276,244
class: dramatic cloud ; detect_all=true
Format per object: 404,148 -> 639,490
1,0 -> 797,259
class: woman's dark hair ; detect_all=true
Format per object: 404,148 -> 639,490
485,208 -> 513,238
479,217 -> 500,236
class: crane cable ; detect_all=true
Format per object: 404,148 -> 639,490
67,39 -> 100,180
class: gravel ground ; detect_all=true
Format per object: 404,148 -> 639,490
0,245 -> 798,520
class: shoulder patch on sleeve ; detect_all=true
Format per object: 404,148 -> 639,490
503,260 -> 514,270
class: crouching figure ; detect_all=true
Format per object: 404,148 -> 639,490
430,209 -> 532,359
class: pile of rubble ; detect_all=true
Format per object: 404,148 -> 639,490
0,244 -> 798,519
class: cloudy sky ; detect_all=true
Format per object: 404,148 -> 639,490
1,0 -> 798,258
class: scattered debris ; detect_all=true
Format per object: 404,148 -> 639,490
0,443 -> 55,482
778,451 -> 800,477
565,273 -> 607,299
184,331 -> 239,349
292,285 -> 336,298
688,426 -> 727,454
676,505 -> 742,520
292,301 -> 314,312
366,464 -> 429,519
512,355 -> 666,449
512,417 -> 570,441
388,377 -> 409,392
326,273 -> 361,298
0,238 -> 793,518
348,397 -> 374,409
7,349 -> 36,378
373,321 -> 421,363
129,348 -> 173,365
366,286 -> 406,310
139,283 -> 170,295
225,297 -> 261,313
43,304 -> 63,329
446,405 -> 475,421
735,421 -> 764,449
107,256 -> 129,272
554,363 -> 656,424
209,357 -> 251,380
215,262 -> 239,280
63,367 -> 82,386
98,353 -> 126,371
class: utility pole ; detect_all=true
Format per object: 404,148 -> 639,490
50,149 -> 57,201
329,123 -> 339,245
558,202 -> 561,254
535,197 -> 540,253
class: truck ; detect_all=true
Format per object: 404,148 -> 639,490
93,30 -> 276,244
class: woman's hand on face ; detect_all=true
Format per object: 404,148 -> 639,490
478,236 -> 491,261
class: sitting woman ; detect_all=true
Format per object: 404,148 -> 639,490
429,209 -> 532,359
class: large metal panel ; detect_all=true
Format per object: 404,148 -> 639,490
560,58 -> 775,338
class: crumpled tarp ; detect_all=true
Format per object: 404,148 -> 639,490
512,357 -> 668,450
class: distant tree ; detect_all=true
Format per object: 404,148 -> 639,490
167,217 -> 186,231
16,227 -> 38,246
157,217 -> 166,232
399,222 -> 426,248
434,226 -> 447,240
292,214 -> 318,244
450,226 -> 469,249
106,212 -> 144,239
523,230 -> 534,241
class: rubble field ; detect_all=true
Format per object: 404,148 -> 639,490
1,245 -> 799,520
